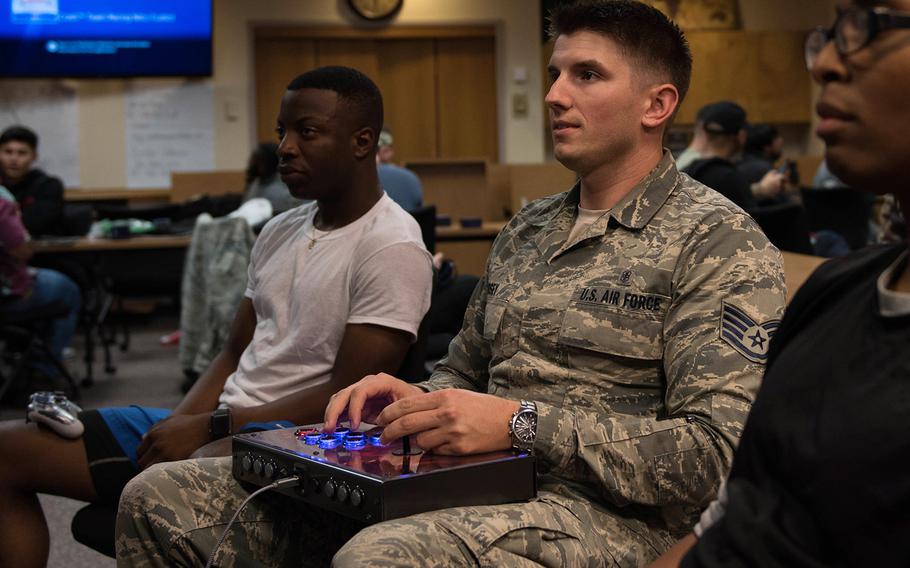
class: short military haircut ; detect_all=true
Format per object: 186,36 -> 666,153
286,66 -> 384,144
548,0 -> 692,103
0,125 -> 38,150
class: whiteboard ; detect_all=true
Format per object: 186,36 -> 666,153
0,81 -> 80,187
125,81 -> 215,188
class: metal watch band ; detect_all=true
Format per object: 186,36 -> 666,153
509,400 -> 538,452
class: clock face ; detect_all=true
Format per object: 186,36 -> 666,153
348,0 -> 403,21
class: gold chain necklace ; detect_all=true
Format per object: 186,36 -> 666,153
308,213 -> 330,249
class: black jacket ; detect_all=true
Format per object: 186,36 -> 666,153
6,168 -> 64,236
684,157 -> 757,210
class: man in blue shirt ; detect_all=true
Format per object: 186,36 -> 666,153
376,129 -> 423,211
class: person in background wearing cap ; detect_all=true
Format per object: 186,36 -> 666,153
682,101 -> 786,210
675,103 -> 712,170
650,0 -> 910,565
376,128 -> 423,211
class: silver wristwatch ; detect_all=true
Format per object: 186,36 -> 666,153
509,400 -> 538,452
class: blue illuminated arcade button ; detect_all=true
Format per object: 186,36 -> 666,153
343,432 -> 366,450
318,434 -> 342,449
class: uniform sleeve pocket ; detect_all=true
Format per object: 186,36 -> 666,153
482,299 -> 507,341
558,301 -> 665,360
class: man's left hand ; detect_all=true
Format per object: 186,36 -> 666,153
376,390 -> 520,455
136,413 -> 211,469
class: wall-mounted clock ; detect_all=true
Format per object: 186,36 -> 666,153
348,0 -> 403,21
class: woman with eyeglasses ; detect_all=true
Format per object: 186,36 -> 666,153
649,1 -> 910,566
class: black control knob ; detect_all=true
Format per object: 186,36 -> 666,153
253,459 -> 264,476
241,455 -> 252,472
323,479 -> 336,499
350,488 -> 364,508
336,483 -> 349,503
264,462 -> 276,479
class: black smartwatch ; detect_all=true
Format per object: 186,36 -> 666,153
210,408 -> 232,440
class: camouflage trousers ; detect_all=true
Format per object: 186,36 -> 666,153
116,457 -> 668,567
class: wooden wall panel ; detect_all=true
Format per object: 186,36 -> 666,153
254,38 -> 316,144
677,31 -> 753,124
752,32 -> 813,123
376,40 -> 438,164
314,39 -> 380,81
485,163 -> 512,220
677,30 -> 811,125
509,163 -> 577,214
436,37 -> 498,162
254,29 -> 498,172
405,159 -> 488,220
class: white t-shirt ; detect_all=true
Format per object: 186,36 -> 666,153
219,194 -> 433,408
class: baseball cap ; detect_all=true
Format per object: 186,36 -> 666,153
699,101 -> 747,135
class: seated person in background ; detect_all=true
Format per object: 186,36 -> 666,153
376,128 -> 423,211
243,141 -> 306,215
737,124 -> 785,186
812,157 -> 847,188
683,102 -> 786,210
0,66 -> 433,568
0,126 -> 64,237
649,1 -> 910,565
116,3 -> 785,566
0,187 -> 80,389
674,103 -> 712,170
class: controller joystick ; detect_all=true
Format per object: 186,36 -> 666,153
26,391 -> 84,439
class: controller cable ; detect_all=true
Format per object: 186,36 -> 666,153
205,475 -> 301,568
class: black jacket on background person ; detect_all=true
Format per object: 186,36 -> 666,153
5,169 -> 64,236
684,157 -> 757,211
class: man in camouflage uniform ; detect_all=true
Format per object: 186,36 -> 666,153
116,1 -> 786,566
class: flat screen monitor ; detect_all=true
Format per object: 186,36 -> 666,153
0,0 -> 212,77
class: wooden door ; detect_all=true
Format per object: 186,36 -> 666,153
253,29 -> 497,162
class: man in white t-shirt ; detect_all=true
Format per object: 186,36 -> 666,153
0,66 -> 433,567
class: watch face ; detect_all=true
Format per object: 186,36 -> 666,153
513,410 -> 537,443
348,0 -> 403,20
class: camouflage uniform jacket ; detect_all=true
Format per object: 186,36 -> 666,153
418,151 -> 786,536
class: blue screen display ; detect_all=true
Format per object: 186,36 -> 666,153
0,0 -> 212,77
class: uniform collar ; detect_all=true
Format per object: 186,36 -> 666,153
608,150 -> 678,230
530,150 -> 679,262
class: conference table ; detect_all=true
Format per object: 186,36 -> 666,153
32,234 -> 192,253
32,234 -> 192,384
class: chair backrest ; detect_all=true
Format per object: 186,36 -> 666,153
800,186 -> 870,250
395,267 -> 438,383
409,204 -> 437,255
747,202 -> 814,255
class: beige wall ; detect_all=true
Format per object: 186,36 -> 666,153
62,0 -> 545,188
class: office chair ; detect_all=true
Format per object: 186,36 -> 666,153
747,202 -> 814,255
0,299 -> 79,402
800,186 -> 871,250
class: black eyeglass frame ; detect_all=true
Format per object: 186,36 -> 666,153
805,6 -> 910,69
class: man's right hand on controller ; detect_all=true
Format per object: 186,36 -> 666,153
323,372 -> 423,433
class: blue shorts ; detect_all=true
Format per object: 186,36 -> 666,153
97,406 -> 172,467
82,405 -> 295,504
